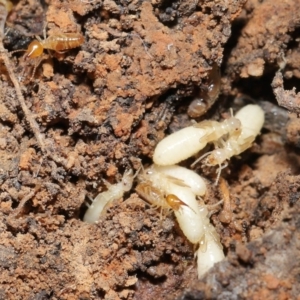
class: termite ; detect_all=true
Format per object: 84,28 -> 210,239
139,164 -> 225,276
24,33 -> 85,59
136,180 -> 196,215
205,136 -> 255,167
138,165 -> 206,244
83,169 -> 134,223
188,63 -> 221,118
192,104 -> 265,183
193,113 -> 242,142
149,165 -> 207,196
164,183 -> 224,276
153,112 -> 241,166
13,32 -> 84,80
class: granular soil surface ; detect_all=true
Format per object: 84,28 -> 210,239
0,0 -> 299,299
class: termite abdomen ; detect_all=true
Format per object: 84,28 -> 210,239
42,33 -> 84,52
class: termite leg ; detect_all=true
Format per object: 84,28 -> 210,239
214,162 -> 228,186
28,56 -> 43,82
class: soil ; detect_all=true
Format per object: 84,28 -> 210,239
0,0 -> 299,299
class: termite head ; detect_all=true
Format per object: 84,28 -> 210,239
226,117 -> 242,137
205,149 -> 229,185
166,194 -> 195,213
206,149 -> 226,166
24,40 -> 43,60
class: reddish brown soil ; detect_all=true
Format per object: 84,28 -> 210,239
0,0 -> 299,299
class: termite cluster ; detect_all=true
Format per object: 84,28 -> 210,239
2,0 -> 263,282
2,0 -> 266,281
136,164 -> 225,278
153,104 -> 265,182
83,103 -> 265,278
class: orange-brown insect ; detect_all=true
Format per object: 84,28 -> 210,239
24,33 -> 85,60
13,32 -> 84,81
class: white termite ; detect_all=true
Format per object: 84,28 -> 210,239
136,182 -> 196,218
83,169 -> 134,223
153,126 -> 209,166
166,183 -> 206,244
153,114 -> 241,166
149,164 -> 207,196
193,104 -> 265,170
168,193 -> 225,278
193,116 -> 241,142
138,165 -> 207,244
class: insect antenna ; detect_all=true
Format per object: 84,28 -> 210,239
206,199 -> 224,217
191,150 -> 212,168
9,48 -> 27,55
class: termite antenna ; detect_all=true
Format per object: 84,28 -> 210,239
9,48 -> 27,55
206,200 -> 224,217
191,150 -> 212,168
